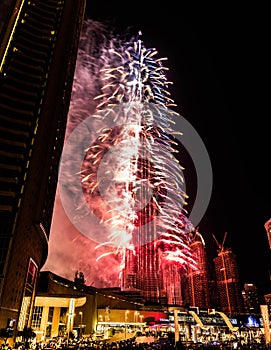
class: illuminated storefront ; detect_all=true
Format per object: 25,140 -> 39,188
32,296 -> 86,342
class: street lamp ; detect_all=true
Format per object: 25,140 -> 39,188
79,311 -> 83,339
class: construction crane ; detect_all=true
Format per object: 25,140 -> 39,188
212,232 -> 232,315
212,231 -> 227,253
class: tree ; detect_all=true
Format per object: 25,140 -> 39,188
74,271 -> 86,290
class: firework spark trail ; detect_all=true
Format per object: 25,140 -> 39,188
57,19 -> 198,288
78,27 -> 199,278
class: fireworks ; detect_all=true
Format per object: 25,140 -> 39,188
94,31 -> 176,108
54,18 -> 200,296
77,25 -> 198,299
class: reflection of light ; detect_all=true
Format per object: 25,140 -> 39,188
125,310 -> 129,322
139,315 -> 143,322
134,311 -> 139,322
79,311 -> 83,338
66,312 -> 75,326
246,316 -> 259,327
66,311 -> 75,344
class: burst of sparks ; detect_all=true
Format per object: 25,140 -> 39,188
80,29 -> 198,284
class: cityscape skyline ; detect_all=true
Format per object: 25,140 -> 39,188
1,1 -> 270,343
43,3 -> 270,298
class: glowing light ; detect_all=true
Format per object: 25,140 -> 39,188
78,28 -> 198,299
51,20 -> 202,295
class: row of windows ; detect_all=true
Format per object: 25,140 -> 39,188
31,306 -> 68,329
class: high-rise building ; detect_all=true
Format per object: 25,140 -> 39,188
242,283 -> 261,314
161,261 -> 182,305
264,218 -> 271,250
134,226 -> 162,303
186,230 -> 210,309
81,32 -> 196,305
264,293 -> 271,309
213,235 -> 243,315
0,0 -> 85,333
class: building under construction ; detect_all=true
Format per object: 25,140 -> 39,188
213,234 -> 243,315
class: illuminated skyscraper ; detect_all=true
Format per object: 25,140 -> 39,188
162,263 -> 182,305
0,0 -> 85,332
213,233 -> 243,315
75,30 -> 197,305
242,283 -> 260,314
187,230 -> 210,308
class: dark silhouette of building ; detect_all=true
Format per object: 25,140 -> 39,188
0,0 -> 85,334
264,218 -> 271,250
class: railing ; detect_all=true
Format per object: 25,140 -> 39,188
216,311 -> 239,332
188,311 -> 209,330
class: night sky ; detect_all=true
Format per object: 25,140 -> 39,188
83,2 -> 271,295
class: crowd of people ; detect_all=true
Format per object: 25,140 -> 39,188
1,330 -> 270,350
6,335 -> 270,350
